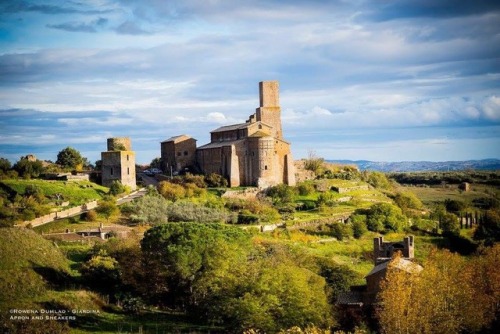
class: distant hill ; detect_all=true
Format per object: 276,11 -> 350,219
326,159 -> 500,172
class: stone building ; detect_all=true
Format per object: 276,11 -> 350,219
161,135 -> 197,175
161,81 -> 295,188
373,235 -> 414,265
337,236 -> 421,307
101,137 -> 136,190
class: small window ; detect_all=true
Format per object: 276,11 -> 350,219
184,151 -> 188,156
127,167 -> 130,175
110,168 -> 113,176
127,154 -> 129,161
264,165 -> 268,170
177,152 -> 181,157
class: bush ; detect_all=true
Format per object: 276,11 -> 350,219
297,182 -> 315,196
205,173 -> 228,188
238,212 -> 260,224
366,203 -> 407,232
109,180 -> 129,196
351,214 -> 368,239
330,223 -> 352,241
157,181 -> 185,201
317,192 -> 336,207
85,209 -> 98,222
167,201 -> 228,223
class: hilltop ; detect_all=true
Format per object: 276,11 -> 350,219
327,158 -> 500,172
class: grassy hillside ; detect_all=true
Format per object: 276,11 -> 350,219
0,228 -> 73,308
0,179 -> 108,206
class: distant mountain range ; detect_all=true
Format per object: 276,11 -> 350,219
326,159 -> 500,172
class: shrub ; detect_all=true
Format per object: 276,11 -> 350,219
297,182 -> 315,196
330,223 -> 352,241
127,195 -> 169,225
238,212 -> 260,224
85,209 -> 98,222
205,173 -> 228,188
167,201 -> 228,223
109,180 -> 129,196
351,214 -> 368,239
184,173 -> 207,188
266,184 -> 296,204
317,192 -> 336,207
158,181 -> 185,201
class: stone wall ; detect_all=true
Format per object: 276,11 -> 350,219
19,200 -> 98,228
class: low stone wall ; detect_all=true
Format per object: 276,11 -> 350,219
19,200 -> 98,228
332,185 -> 369,194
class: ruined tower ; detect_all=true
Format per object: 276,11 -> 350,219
101,137 -> 136,190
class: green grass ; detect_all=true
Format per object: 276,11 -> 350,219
0,228 -> 72,309
1,179 -> 108,206
404,184 -> 498,206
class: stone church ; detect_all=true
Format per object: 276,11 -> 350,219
161,81 -> 295,188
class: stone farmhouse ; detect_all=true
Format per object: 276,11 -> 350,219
161,81 -> 296,188
337,236 -> 422,307
101,137 -> 136,190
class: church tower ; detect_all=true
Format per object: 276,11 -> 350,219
256,81 -> 283,139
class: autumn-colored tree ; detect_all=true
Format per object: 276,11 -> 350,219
378,248 -> 498,334
157,181 -> 186,201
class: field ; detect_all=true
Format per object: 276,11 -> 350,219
403,183 -> 499,206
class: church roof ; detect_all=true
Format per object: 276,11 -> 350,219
197,139 -> 246,150
336,291 -> 364,306
248,130 -> 272,138
366,258 -> 423,277
161,134 -> 195,143
210,123 -> 249,133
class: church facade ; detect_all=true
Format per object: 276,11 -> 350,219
161,81 -> 295,188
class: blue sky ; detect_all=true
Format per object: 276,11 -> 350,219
0,0 -> 499,164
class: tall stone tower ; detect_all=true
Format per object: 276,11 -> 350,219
101,137 -> 136,190
256,81 -> 283,139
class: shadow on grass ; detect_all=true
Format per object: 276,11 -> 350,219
72,309 -> 224,334
426,234 -> 478,255
31,264 -> 76,290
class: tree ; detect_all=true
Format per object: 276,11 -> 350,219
96,197 -> 119,222
303,150 -> 325,176
81,249 -> 120,294
13,157 -> 44,179
150,157 -> 162,170
377,249 -> 494,334
444,199 -> 467,214
393,191 -> 423,215
56,147 -> 83,170
267,184 -> 296,204
362,171 -> 391,190
350,214 -> 368,239
440,212 -> 460,236
474,209 -> 500,245
140,223 -> 333,332
0,157 -> 11,171
366,203 -> 407,232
